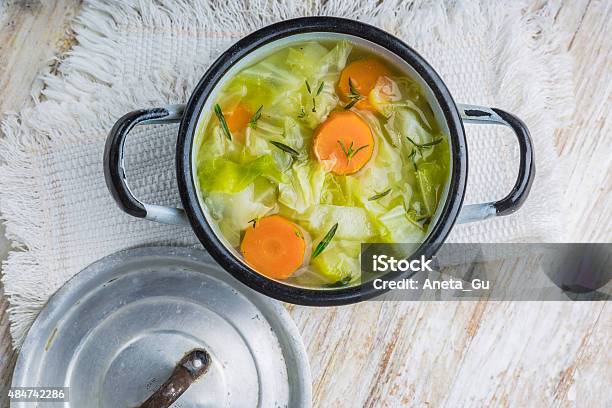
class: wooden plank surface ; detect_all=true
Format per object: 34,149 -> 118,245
0,0 -> 609,406
288,2 -> 611,406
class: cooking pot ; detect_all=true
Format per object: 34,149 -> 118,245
104,17 -> 534,306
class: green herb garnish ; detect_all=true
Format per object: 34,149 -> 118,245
248,218 -> 258,228
406,209 -> 431,229
406,135 -> 443,149
344,77 -> 363,110
295,229 -> 304,239
405,137 -> 441,170
305,80 -> 324,112
368,189 -> 391,201
325,274 -> 352,288
348,77 -> 361,98
312,223 -> 338,258
315,81 -> 324,96
408,149 -> 418,171
337,140 -> 369,162
297,107 -> 306,119
214,104 -> 232,141
248,105 -> 263,128
270,140 -> 300,157
344,98 -> 360,110
417,215 -> 431,224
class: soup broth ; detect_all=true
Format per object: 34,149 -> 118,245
194,39 -> 450,288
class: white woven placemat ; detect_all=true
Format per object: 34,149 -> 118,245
0,0 -> 573,347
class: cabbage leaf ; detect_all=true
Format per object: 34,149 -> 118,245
198,155 -> 282,194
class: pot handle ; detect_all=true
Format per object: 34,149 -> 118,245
456,104 -> 535,224
103,104 -> 189,225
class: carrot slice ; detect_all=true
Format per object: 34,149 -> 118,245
241,215 -> 306,280
225,102 -> 252,141
313,111 -> 374,175
338,58 -> 391,110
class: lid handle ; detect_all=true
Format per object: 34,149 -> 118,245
138,348 -> 212,408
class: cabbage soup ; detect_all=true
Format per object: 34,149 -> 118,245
193,38 -> 450,288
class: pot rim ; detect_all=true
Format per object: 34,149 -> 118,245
176,16 -> 467,306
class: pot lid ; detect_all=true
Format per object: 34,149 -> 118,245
12,247 -> 311,407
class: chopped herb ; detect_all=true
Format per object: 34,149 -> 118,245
248,105 -> 263,128
409,210 -> 430,223
312,223 -> 338,258
325,274 -> 352,288
368,188 -> 392,201
344,77 -> 363,109
348,77 -> 361,98
406,209 -> 431,229
305,81 -> 324,112
214,104 -> 232,141
297,107 -> 307,119
295,229 -> 304,239
417,215 -> 431,224
408,149 -> 418,171
315,81 -> 324,96
343,98 -> 360,110
352,144 -> 370,157
338,140 -> 347,155
248,218 -> 258,228
406,135 -> 443,149
270,140 -> 300,157
337,140 -> 369,162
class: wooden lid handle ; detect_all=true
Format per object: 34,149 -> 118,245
139,348 -> 212,408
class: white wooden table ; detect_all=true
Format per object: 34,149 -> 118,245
0,1 -> 610,406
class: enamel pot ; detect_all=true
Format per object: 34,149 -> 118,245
104,17 -> 534,306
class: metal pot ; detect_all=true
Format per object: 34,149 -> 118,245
104,17 -> 534,306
